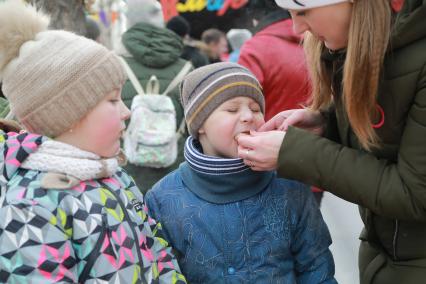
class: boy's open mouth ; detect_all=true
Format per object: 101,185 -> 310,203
234,130 -> 251,141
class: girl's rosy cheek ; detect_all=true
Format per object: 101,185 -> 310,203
94,115 -> 121,142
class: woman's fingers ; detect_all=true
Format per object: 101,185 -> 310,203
236,134 -> 258,152
280,110 -> 305,130
258,110 -> 296,132
259,118 -> 280,132
237,131 -> 285,171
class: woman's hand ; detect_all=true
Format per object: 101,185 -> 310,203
237,130 -> 285,171
259,109 -> 325,135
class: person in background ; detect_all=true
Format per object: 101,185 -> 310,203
239,0 -> 311,122
201,28 -> 228,63
0,1 -> 186,283
237,0 -> 426,282
166,15 -> 209,69
84,16 -> 101,42
118,0 -> 191,193
226,29 -> 252,63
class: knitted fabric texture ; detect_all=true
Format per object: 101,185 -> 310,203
180,136 -> 275,204
181,62 -> 264,138
2,31 -> 126,137
275,0 -> 350,10
184,136 -> 250,175
21,139 -> 119,181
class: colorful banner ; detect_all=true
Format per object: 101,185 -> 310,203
161,0 -> 248,21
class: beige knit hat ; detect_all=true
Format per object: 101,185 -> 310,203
0,0 -> 126,138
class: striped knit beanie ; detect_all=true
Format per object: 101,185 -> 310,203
0,1 -> 126,138
275,0 -> 351,10
181,62 -> 264,138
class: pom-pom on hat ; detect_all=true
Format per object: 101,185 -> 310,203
275,0 -> 351,10
0,0 -> 126,138
181,62 -> 265,139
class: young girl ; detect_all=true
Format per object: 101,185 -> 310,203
0,1 -> 185,283
237,0 -> 426,283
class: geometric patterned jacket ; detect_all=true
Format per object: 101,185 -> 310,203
0,132 -> 187,283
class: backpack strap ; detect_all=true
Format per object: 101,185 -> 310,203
118,56 -> 145,96
162,61 -> 193,96
176,118 -> 186,140
169,62 -> 192,139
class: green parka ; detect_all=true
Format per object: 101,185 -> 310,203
120,23 -> 191,193
277,1 -> 426,283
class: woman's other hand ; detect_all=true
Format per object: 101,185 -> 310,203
237,130 -> 285,171
259,109 -> 325,135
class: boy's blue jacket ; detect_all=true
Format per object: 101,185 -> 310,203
146,137 -> 337,283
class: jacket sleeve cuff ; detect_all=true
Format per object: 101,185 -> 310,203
277,126 -> 323,186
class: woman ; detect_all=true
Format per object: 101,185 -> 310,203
237,0 -> 426,283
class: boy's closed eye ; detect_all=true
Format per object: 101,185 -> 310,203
226,108 -> 238,113
250,106 -> 261,113
222,103 -> 261,113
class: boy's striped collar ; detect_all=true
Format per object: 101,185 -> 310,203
184,136 -> 250,175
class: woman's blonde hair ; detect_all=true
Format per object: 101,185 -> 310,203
305,0 -> 392,150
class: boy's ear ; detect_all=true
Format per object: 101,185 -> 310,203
198,126 -> 205,135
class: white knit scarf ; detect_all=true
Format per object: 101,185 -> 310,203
21,140 -> 120,181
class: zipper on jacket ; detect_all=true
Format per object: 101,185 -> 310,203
102,183 -> 148,284
392,219 -> 399,260
79,221 -> 107,283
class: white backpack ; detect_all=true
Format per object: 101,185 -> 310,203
119,57 -> 192,168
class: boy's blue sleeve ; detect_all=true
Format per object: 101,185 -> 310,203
145,190 -> 159,219
145,186 -> 175,245
291,184 -> 337,284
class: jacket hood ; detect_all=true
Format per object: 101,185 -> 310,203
257,18 -> 302,44
254,9 -> 291,34
122,22 -> 184,68
391,0 -> 426,50
0,132 -> 45,186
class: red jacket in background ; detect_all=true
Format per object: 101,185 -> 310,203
239,19 -> 311,121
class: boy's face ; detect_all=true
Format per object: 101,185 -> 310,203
198,96 -> 264,158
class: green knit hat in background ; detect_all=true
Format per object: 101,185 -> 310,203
181,62 -> 265,139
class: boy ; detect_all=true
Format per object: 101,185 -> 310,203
145,62 -> 336,283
